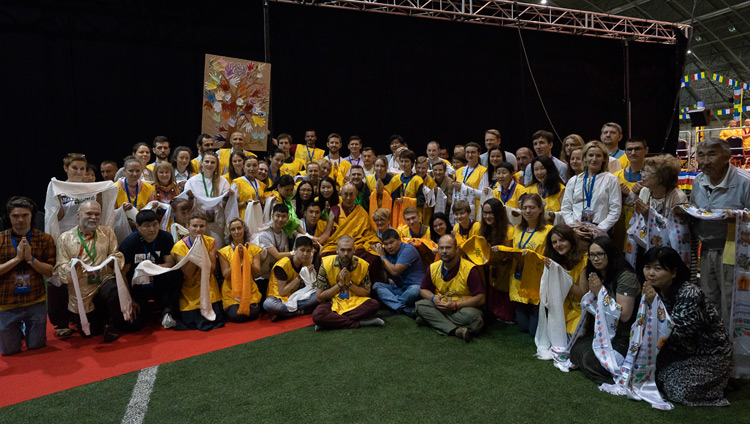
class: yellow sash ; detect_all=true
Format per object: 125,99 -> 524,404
230,245 -> 255,315
391,197 -> 417,229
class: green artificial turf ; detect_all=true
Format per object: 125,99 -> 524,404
2,315 -> 750,424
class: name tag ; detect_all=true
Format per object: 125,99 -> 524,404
581,208 -> 595,224
87,270 -> 101,285
14,274 -> 31,294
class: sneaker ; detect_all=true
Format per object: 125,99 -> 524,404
359,317 -> 385,327
102,325 -> 120,343
269,314 -> 280,322
455,327 -> 472,342
162,313 -> 177,329
55,328 -> 73,339
415,316 -> 427,327
314,325 -> 322,331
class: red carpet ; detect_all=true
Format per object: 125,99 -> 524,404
0,315 -> 313,408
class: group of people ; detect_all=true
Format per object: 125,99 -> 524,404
2,122 -> 749,408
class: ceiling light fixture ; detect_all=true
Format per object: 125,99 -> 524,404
729,26 -> 737,33
687,49 -> 692,54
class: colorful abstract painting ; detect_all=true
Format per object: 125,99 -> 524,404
201,54 -> 271,151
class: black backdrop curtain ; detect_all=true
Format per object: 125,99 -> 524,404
0,1 -> 685,209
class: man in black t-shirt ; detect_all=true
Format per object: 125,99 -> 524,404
119,210 -> 179,330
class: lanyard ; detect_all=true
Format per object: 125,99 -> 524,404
306,146 -> 315,163
10,230 -> 32,252
441,258 -> 459,280
77,229 -> 97,262
350,156 -> 362,166
462,165 -> 477,184
583,172 -> 596,208
401,173 -> 415,188
124,180 -> 139,205
409,226 -> 421,238
244,175 -> 260,199
327,155 -> 340,165
501,181 -> 516,204
201,174 -> 214,197
627,167 -> 641,183
537,183 -> 547,198
518,228 -> 536,249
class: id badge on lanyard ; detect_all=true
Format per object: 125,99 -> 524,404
14,274 -> 31,293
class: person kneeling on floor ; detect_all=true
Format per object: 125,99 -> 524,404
312,235 -> 383,330
119,209 -> 180,330
263,235 -> 318,321
415,234 -> 485,342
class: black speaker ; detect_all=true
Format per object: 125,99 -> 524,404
688,108 -> 712,127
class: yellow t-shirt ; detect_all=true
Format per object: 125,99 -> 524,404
524,183 -> 565,212
171,236 -> 222,312
395,173 -> 423,199
217,244 -> 263,309
509,224 -> 552,304
115,180 -> 155,210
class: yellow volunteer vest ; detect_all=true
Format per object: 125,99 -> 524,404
493,182 -> 526,209
267,256 -> 300,302
115,181 -> 155,210
295,144 -> 325,166
453,221 -> 481,247
171,236 -> 222,312
281,158 -> 305,177
525,183 -> 565,212
509,224 -> 552,305
564,255 -> 587,334
218,244 -> 262,309
612,169 -> 638,252
322,255 -> 371,314
233,176 -> 266,219
429,259 -> 475,300
365,174 -> 401,194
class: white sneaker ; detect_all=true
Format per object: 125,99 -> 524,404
359,317 -> 385,327
162,313 -> 177,329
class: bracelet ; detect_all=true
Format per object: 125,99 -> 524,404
431,295 -> 435,302
27,257 -> 35,264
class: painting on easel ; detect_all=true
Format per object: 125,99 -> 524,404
201,54 -> 271,152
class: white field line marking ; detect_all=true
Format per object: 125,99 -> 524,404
122,366 -> 159,424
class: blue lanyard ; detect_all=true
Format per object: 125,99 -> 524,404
244,175 -> 260,199
462,165 -> 477,184
441,258 -> 459,280
306,146 -> 315,163
501,181 -> 516,204
627,167 -> 641,183
10,230 -> 32,252
401,173 -> 415,187
327,155 -> 340,165
518,228 -> 537,249
124,181 -> 139,205
349,156 -> 362,166
583,172 -> 596,208
537,183 -> 547,198
183,236 -> 193,248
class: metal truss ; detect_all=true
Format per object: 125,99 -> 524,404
271,0 -> 690,44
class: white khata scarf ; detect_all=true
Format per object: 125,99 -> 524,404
535,261 -> 573,360
551,287 -> 621,374
132,235 -> 216,321
600,295 -> 674,410
282,265 -> 318,312
68,256 -> 132,336
44,179 -> 119,240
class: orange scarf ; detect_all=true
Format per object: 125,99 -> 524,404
369,190 -> 393,228
391,196 -> 417,229
230,244 -> 254,316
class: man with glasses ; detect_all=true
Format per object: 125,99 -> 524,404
612,138 -> 649,250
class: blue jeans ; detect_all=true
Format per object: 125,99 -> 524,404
0,301 -> 47,356
373,282 -> 420,314
515,302 -> 539,337
263,295 -> 318,319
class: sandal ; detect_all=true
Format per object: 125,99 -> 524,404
55,328 -> 73,339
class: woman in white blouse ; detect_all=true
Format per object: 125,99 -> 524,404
183,150 -> 230,199
560,141 -> 621,241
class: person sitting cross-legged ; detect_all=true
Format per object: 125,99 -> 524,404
263,235 -> 319,321
312,236 -> 383,330
415,234 -> 485,342
371,229 -> 425,317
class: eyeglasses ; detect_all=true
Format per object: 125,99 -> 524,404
589,252 -> 607,260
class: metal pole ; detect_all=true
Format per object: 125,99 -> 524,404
624,39 -> 632,138
264,0 -> 273,157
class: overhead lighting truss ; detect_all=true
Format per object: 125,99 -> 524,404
271,0 -> 690,44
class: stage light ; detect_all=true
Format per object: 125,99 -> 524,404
541,0 -> 547,4
687,49 -> 692,54
729,26 -> 737,33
